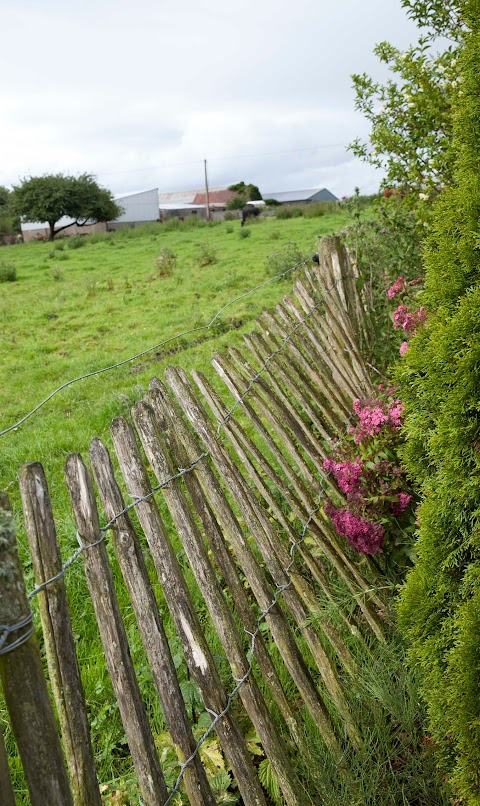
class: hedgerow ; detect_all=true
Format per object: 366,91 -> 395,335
396,2 -> 480,800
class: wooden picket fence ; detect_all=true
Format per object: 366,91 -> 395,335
0,237 -> 387,805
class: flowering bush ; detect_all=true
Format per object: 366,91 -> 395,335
387,274 -> 426,354
323,387 -> 415,565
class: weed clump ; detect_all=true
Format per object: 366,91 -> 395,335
239,228 -> 251,239
196,242 -> 217,267
156,247 -> 177,277
265,241 -> 305,279
0,260 -> 16,282
67,235 -> 87,250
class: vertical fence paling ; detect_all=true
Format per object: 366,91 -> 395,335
0,719 -> 15,806
64,455 -> 168,806
0,495 -> 73,806
108,415 -> 268,806
148,377 -> 306,746
131,398 -> 311,806
147,375 -> 340,753
18,463 -> 101,806
88,438 -> 216,806
165,366 -> 351,752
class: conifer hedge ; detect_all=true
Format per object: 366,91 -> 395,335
396,2 -> 480,800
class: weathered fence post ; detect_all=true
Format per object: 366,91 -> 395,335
132,398 -> 311,806
88,438 -> 216,806
64,455 -> 168,806
109,416 -> 268,806
0,721 -> 15,806
0,493 -> 73,806
19,463 -> 101,806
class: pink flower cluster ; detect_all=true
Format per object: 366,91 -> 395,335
393,304 -> 427,334
325,502 -> 385,555
399,341 -> 409,356
387,276 -> 406,299
323,458 -> 363,498
351,398 -> 404,444
390,492 -> 412,517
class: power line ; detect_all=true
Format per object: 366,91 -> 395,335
99,143 -> 347,177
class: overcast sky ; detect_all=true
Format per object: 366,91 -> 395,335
1,0 -> 420,198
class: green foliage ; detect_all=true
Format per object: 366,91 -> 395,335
11,173 -> 121,241
275,205 -> 303,219
238,227 -> 251,239
258,759 -> 282,805
196,241 -> 217,266
156,247 -> 177,277
67,235 -> 86,250
0,186 -> 20,239
350,0 -> 462,198
0,260 -> 16,282
341,190 -> 424,371
265,241 -> 306,278
396,5 -> 480,800
224,211 -> 235,221
227,181 -> 262,209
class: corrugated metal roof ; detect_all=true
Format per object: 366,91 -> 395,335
194,189 -> 236,205
158,187 -> 234,205
263,188 -> 334,203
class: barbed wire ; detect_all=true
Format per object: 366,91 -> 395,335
0,259 -> 309,439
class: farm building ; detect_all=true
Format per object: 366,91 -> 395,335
108,188 -> 160,230
158,187 -> 237,221
263,188 -> 338,205
20,188 -> 161,241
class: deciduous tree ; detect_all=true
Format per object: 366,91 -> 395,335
12,174 -> 122,241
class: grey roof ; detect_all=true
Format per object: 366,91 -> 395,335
263,188 -> 337,203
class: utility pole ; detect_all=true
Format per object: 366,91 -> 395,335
204,159 -> 211,222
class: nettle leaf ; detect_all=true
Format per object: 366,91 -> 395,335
258,758 -> 282,805
199,737 -> 226,774
209,770 -> 232,792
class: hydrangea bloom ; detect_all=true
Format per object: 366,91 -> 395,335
325,502 -> 385,554
387,276 -> 406,299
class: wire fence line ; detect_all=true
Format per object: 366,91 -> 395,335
1,268 -> 360,802
0,259 -> 310,439
18,272 -> 347,612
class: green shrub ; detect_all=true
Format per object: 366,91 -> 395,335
196,241 -> 217,266
224,211 -> 235,221
55,251 -> 70,261
265,241 -> 305,278
53,240 -> 65,251
51,266 -> 64,281
156,247 -> 177,277
341,191 -> 423,372
67,235 -> 86,249
239,228 -> 251,239
302,201 -> 338,218
396,8 -> 480,801
0,260 -> 16,282
275,205 -> 304,219
225,224 -> 234,233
